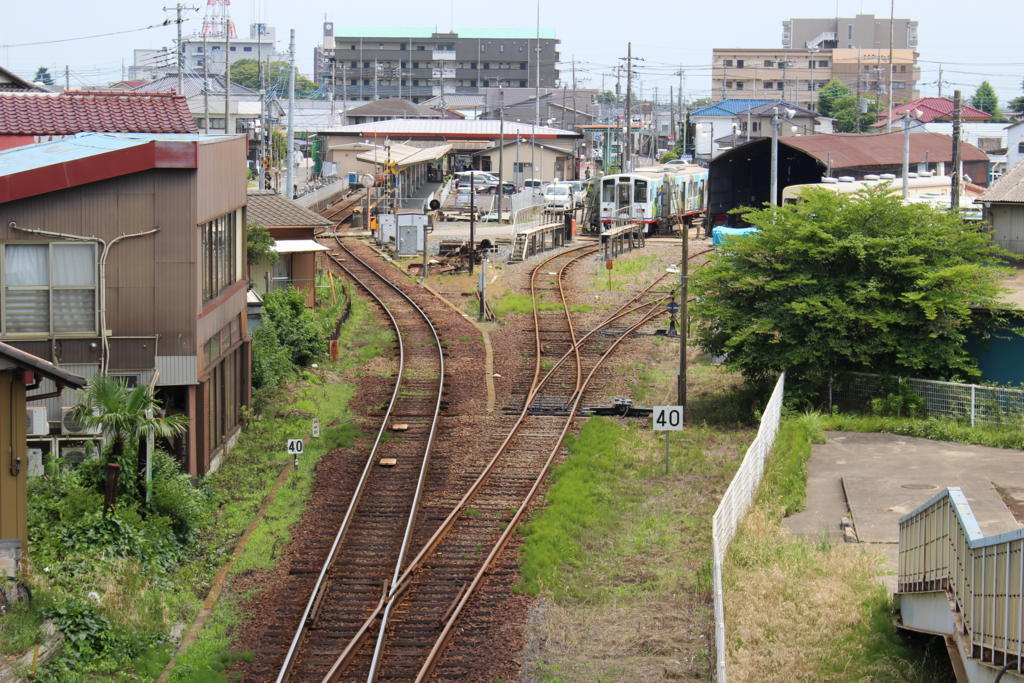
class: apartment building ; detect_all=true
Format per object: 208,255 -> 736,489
783,14 -> 918,50
131,22 -> 280,81
712,46 -> 918,112
313,24 -> 559,103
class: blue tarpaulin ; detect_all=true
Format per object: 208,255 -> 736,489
711,226 -> 760,246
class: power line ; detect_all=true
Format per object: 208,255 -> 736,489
0,20 -> 186,48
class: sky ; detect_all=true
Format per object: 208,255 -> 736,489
2,0 -> 1021,106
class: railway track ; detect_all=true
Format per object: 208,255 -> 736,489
306,242 -> 686,681
267,237 -> 445,682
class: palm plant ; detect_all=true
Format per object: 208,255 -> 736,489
71,376 -> 189,503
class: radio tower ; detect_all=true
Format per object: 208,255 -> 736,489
201,0 -> 236,38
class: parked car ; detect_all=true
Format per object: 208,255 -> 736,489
542,183 -> 575,210
454,171 -> 499,192
565,180 -> 586,207
498,181 -> 517,195
523,178 -> 546,192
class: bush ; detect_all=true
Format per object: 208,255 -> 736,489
150,449 -> 213,542
659,149 -> 680,163
262,288 -> 325,367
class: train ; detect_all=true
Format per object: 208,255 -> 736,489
781,172 -> 985,220
597,164 -> 709,235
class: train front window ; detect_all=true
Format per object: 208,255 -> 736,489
602,178 -> 615,203
634,179 -> 648,203
616,181 -> 631,207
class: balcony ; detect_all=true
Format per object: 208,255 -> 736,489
432,50 -> 456,61
431,68 -> 456,79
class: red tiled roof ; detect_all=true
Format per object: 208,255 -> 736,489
0,90 -> 197,135
873,97 -> 992,126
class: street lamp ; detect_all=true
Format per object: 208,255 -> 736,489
901,108 -> 923,198
770,106 -> 796,205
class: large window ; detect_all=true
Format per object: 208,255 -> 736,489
3,242 -> 97,335
201,210 -> 240,301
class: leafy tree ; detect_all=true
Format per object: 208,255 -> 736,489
596,90 -> 617,105
691,187 -> 1013,404
971,81 -> 1002,119
831,93 -> 879,133
1007,95 -> 1024,116
246,219 -> 278,266
816,78 -> 851,118
659,149 -> 680,163
229,58 -> 319,97
33,66 -> 54,86
687,97 -> 712,111
71,376 -> 189,503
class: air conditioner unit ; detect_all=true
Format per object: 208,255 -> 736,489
26,406 -> 49,436
61,407 -> 101,436
59,445 -> 90,464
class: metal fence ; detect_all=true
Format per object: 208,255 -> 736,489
899,487 -> 1024,674
837,372 -> 1024,427
711,372 -> 785,682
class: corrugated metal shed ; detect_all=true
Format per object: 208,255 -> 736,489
780,132 -> 989,168
980,161 -> 1024,204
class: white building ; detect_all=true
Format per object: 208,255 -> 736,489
130,23 -> 281,81
1006,121 -> 1024,172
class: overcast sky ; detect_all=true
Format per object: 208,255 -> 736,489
2,1 -> 1021,105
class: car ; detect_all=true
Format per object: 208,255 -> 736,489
565,180 -> 586,207
542,183 -> 575,210
453,171 -> 499,192
522,178 -> 546,191
498,181 -> 517,195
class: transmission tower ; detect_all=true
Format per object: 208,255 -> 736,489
201,0 -> 236,38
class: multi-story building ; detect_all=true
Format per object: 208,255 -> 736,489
313,24 -> 559,103
130,22 -> 280,81
783,14 -> 918,50
711,13 -> 919,112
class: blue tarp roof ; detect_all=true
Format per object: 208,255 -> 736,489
691,99 -> 781,117
0,132 -> 233,178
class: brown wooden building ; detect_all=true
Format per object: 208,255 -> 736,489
0,342 -> 84,566
0,132 -> 250,476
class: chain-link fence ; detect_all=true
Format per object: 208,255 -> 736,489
712,372 -> 786,682
834,372 -> 1024,427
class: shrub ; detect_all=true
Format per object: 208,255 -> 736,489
150,449 -> 213,542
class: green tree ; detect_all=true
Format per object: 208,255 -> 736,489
71,376 -> 189,503
596,90 -> 616,105
971,81 -> 1002,119
816,78 -> 851,118
831,93 -> 879,133
1007,95 -> 1024,117
247,219 -> 278,266
691,187 -> 1012,403
687,97 -> 712,111
33,67 -> 54,86
229,58 -> 319,97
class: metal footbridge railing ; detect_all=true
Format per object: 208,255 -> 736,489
898,488 -> 1024,680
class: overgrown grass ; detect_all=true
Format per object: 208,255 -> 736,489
168,594 -> 251,682
488,292 -> 592,318
0,596 -> 47,654
820,412 -> 1024,450
591,254 -> 660,291
723,412 -> 953,681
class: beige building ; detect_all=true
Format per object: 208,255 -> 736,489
712,46 -> 919,112
783,14 -> 918,51
472,139 -> 575,184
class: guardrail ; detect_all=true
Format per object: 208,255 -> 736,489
711,372 -> 786,682
899,487 -> 1024,674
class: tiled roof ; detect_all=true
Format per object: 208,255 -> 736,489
247,190 -> 331,228
0,91 -> 197,135
980,161 -> 1024,204
873,97 -> 992,126
0,66 -> 46,92
345,98 -> 442,118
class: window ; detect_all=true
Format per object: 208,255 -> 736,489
229,46 -> 236,51
725,81 -> 733,88
847,25 -> 853,39
195,46 -> 204,53
350,61 -> 357,68
519,62 -> 526,70
764,59 -> 774,67
723,59 -> 733,67
416,45 -> 425,50
3,242 -> 97,335
413,62 -> 419,69
634,179 -> 647,203
209,117 -> 225,129
736,81 -> 744,90
200,210 -> 240,302
363,61 -> 370,68
777,82 -> 784,90
499,44 -> 504,53
893,81 -> 906,89
900,64 -> 907,72
736,59 -> 744,68
484,63 -> 490,70
818,60 -> 829,68
519,80 -> 527,87
602,178 -> 615,203
751,121 -> 761,133
243,46 -> 252,52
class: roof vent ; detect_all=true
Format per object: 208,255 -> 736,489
907,172 -> 919,178
919,170 -> 934,177
863,174 -> 881,181
879,173 -> 897,180
821,176 -> 839,184
837,176 -> 855,183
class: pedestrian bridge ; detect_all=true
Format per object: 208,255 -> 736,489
898,487 -> 1024,681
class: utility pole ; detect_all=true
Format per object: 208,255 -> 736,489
571,57 -> 577,130
678,215 -> 688,409
202,30 -> 210,134
937,64 -> 943,97
498,85 -> 505,221
951,90 -> 962,212
164,3 -> 198,96
286,28 -> 296,199
64,65 -> 69,91
623,42 -> 634,173
901,110 -> 913,198
532,0 -> 540,182
224,15 -> 230,136
670,85 -> 676,150
342,63 -> 348,123
373,59 -> 379,101
770,107 -> 781,205
469,180 -> 476,276
886,0 -> 895,133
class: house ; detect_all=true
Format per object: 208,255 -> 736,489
0,66 -> 46,93
1006,121 -> 1024,171
0,132 -> 251,477
873,97 -> 992,128
247,190 -> 330,306
0,90 -> 196,150
0,343 -> 84,569
690,99 -> 822,159
342,98 -> 447,125
979,160 -> 1024,256
709,132 -> 989,217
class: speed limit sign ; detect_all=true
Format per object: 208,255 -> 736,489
652,406 -> 684,431
287,438 -> 304,454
